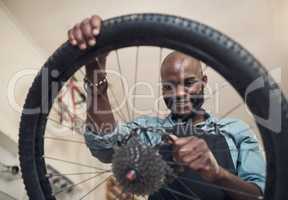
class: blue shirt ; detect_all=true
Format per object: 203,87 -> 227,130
84,113 -> 266,193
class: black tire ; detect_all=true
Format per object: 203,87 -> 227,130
19,13 -> 288,200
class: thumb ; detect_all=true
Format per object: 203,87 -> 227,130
168,134 -> 178,144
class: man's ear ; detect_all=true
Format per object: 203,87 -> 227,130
202,75 -> 208,85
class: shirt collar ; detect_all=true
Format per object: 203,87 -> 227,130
165,110 -> 218,127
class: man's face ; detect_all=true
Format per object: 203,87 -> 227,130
161,53 -> 207,116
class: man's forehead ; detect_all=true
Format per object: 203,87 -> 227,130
161,52 -> 203,79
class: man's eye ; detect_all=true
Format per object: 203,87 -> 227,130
184,80 -> 198,87
162,85 -> 173,91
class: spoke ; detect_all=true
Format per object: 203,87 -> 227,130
166,187 -> 181,200
79,175 -> 112,200
86,112 -> 98,131
210,81 -> 230,96
236,123 -> 257,135
53,174 -> 99,196
44,136 -> 85,144
157,48 -> 163,126
80,62 -> 128,127
95,56 -> 129,122
159,187 -> 180,200
85,101 -> 126,133
200,65 -> 249,128
43,156 -> 110,172
156,190 -> 165,200
85,58 -> 128,123
160,146 -> 262,156
217,101 -> 244,123
47,171 -> 106,177
47,117 -> 74,130
81,56 -> 127,123
132,47 -> 140,119
162,186 -> 198,200
176,175 -> 263,200
115,50 -> 132,121
49,108 -> 85,135
159,122 -> 259,155
173,176 -> 200,200
98,90 -> 128,123
109,85 -> 129,122
56,99 -> 85,124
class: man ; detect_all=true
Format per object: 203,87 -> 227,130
68,15 -> 266,200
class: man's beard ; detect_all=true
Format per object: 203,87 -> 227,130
163,87 -> 205,121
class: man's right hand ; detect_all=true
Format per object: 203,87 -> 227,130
68,15 -> 102,50
106,177 -> 133,200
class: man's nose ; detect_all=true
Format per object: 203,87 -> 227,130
175,85 -> 186,96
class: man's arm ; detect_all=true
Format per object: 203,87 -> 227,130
66,14 -> 116,132
68,15 -> 117,163
84,55 -> 117,163
169,135 -> 263,200
219,119 -> 266,199
85,56 -> 116,134
215,167 -> 262,200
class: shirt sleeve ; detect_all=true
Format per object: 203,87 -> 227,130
225,119 -> 266,193
83,115 -> 159,163
84,115 -> 165,163
84,122 -> 133,163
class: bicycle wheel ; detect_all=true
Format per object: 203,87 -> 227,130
19,13 -> 288,200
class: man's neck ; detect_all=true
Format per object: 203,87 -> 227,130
171,110 -> 207,125
192,113 -> 206,124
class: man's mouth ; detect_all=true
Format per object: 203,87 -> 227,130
175,101 -> 189,104
174,100 -> 191,106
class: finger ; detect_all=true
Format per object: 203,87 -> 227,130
177,138 -> 208,157
107,191 -> 117,200
111,185 -> 122,194
106,176 -> 117,188
121,193 -> 132,200
173,136 -> 197,147
173,146 -> 203,163
167,134 -> 178,144
68,29 -> 77,45
111,186 -> 131,200
90,15 -> 102,36
174,138 -> 209,164
80,18 -> 96,46
188,154 -> 208,171
72,23 -> 87,50
173,137 -> 200,156
181,150 -> 203,164
172,137 -> 194,160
